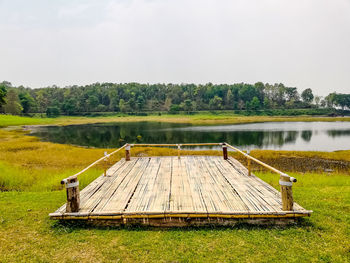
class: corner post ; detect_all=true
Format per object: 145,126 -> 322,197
279,174 -> 296,211
125,144 -> 131,161
61,175 -> 80,213
222,144 -> 228,160
247,150 -> 251,176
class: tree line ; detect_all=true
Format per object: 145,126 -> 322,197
0,81 -> 349,116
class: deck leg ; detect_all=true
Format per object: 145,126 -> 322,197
247,158 -> 251,176
246,150 -> 251,176
125,144 -> 131,161
104,151 -> 108,176
222,145 -> 228,160
61,175 -> 80,213
280,176 -> 294,211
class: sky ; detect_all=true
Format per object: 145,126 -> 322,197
0,0 -> 349,95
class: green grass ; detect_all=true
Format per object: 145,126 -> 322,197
1,113 -> 350,128
0,114 -> 55,127
0,172 -> 349,262
0,161 -> 102,191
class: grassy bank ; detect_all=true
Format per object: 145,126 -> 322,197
0,172 -> 349,262
1,129 -> 349,191
1,129 -> 350,190
0,114 -> 55,127
1,113 -> 350,127
0,127 -> 349,262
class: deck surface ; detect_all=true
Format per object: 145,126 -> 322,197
50,156 -> 311,224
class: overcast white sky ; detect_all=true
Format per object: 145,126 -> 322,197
0,0 -> 349,95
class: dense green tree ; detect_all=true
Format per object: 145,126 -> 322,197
137,95 -> 145,111
225,89 -> 234,109
46,106 -> 60,117
19,92 -> 35,113
164,97 -> 172,111
263,97 -> 270,109
245,101 -> 250,110
119,99 -> 127,112
238,85 -> 257,103
62,98 -> 77,115
36,89 -> 49,113
254,82 -> 265,103
183,99 -> 193,111
285,87 -> 299,102
169,104 -> 181,113
209,96 -> 223,110
301,88 -> 314,104
3,90 -> 23,115
250,96 -> 261,110
314,96 -> 322,108
87,95 -> 99,111
1,80 -> 346,114
330,93 -> 350,110
0,82 -> 8,110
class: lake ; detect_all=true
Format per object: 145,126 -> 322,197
29,121 -> 350,151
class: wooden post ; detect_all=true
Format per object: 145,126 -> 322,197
247,150 -> 251,176
125,144 -> 131,161
61,175 -> 80,213
280,175 -> 296,211
104,151 -> 108,176
222,145 -> 228,160
177,144 -> 181,159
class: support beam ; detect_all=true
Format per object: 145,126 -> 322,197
280,175 -> 294,211
125,144 -> 131,161
247,158 -> 251,176
222,145 -> 228,160
61,175 -> 80,213
103,151 -> 108,176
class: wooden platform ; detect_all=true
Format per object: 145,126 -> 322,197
50,156 -> 312,226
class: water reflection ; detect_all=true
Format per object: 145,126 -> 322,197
29,121 -> 350,151
327,130 -> 350,137
301,131 -> 312,142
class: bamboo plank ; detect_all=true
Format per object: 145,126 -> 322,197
145,157 -> 172,213
55,159 -> 127,214
96,158 -> 150,213
204,156 -> 248,212
79,158 -> 140,212
197,156 -> 236,213
125,157 -> 162,213
183,156 -> 220,213
167,157 -> 199,213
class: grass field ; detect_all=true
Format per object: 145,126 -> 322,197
1,113 -> 350,127
0,116 -> 349,262
0,172 -> 349,262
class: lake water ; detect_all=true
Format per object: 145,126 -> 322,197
29,121 -> 350,151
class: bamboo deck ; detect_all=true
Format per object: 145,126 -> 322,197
50,156 -> 312,226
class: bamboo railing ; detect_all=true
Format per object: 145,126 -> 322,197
60,142 -> 297,213
60,143 -> 127,213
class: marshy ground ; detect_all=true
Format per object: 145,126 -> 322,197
0,115 -> 349,262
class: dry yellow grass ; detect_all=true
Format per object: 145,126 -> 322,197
251,149 -> 350,162
50,114 -> 350,126
3,114 -> 350,128
0,129 -> 225,191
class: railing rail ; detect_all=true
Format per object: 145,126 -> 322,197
70,143 -> 128,179
224,143 -> 296,181
60,142 -> 297,213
